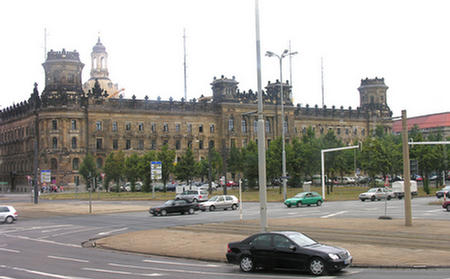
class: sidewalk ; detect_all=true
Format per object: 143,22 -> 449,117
95,218 -> 450,267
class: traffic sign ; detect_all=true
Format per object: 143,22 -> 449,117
151,161 -> 162,180
41,170 -> 51,183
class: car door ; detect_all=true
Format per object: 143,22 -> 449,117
215,196 -> 226,209
303,193 -> 313,205
273,234 -> 306,269
249,234 -> 275,268
224,196 -> 234,209
0,206 -> 8,222
173,199 -> 187,213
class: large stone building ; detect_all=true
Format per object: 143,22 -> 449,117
0,40 -> 392,192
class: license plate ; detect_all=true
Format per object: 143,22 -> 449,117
344,258 -> 351,264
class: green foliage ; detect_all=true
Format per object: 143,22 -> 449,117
124,153 -> 140,192
104,151 -> 125,192
360,137 -> 391,185
227,146 -> 242,181
266,138 -> 282,183
79,153 -> 97,190
138,151 -> 157,192
157,144 -> 176,191
241,141 -> 259,189
175,147 -> 196,184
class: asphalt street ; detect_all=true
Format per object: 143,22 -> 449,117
1,194 -> 449,279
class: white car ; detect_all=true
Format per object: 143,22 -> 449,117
359,188 -> 394,201
0,205 -> 18,224
199,195 -> 239,211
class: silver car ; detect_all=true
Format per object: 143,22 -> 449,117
175,189 -> 209,202
359,187 -> 394,201
0,205 -> 18,224
199,195 -> 239,211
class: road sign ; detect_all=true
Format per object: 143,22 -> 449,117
151,161 -> 162,180
41,170 -> 51,183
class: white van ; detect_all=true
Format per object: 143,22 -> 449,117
392,181 -> 418,199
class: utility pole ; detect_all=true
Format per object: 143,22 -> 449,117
183,28 -> 187,101
321,57 -> 325,107
401,110 -> 412,226
255,0 -> 268,232
32,83 -> 40,204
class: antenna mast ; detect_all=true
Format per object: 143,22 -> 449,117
289,40 -> 293,101
321,56 -> 325,107
44,28 -> 47,60
183,28 -> 187,101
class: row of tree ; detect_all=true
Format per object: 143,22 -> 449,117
79,125 -> 449,193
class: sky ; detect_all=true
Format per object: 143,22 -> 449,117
0,0 -> 449,118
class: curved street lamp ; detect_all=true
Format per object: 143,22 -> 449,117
265,49 -> 297,201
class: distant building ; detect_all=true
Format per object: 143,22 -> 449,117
0,40 -> 392,192
392,112 -> 450,138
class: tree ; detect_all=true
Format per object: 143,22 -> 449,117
301,127 -> 321,179
175,147 -> 196,185
266,138 -> 283,186
104,151 -> 125,192
138,151 -> 157,192
79,153 -> 98,191
241,141 -> 259,189
286,138 -> 305,187
124,153 -> 140,192
157,144 -> 176,192
360,137 -> 391,186
227,146 -> 242,182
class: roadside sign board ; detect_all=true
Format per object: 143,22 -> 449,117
151,161 -> 162,180
41,170 -> 51,183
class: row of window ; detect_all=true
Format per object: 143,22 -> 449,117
297,126 -> 366,136
102,138 -> 216,151
0,125 -> 35,144
98,121 -> 215,134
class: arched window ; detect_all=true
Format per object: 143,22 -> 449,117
72,158 -> 79,170
72,137 -> 77,149
96,158 -> 103,169
50,158 -> 58,170
52,137 -> 58,149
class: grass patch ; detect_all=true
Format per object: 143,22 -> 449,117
41,184 -> 441,202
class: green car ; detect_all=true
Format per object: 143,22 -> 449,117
284,191 -> 323,208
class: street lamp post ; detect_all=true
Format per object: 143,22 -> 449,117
266,49 -> 297,201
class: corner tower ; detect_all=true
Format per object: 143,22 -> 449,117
83,37 -> 121,98
211,75 -> 239,102
41,49 -> 84,104
358,77 -> 389,111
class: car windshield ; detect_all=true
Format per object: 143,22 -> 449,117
294,193 -> 306,198
163,200 -> 174,206
368,188 -> 377,193
285,232 -> 317,247
208,196 -> 219,202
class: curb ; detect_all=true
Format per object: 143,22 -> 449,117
352,264 -> 450,269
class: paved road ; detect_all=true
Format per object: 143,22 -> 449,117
1,195 -> 449,279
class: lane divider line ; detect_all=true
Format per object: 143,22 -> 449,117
0,247 -> 20,253
142,259 -> 220,267
320,211 -> 348,218
48,255 -> 89,263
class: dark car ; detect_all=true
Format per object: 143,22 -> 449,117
443,200 -> 450,211
436,186 -> 450,199
149,199 -> 198,216
226,231 -> 351,276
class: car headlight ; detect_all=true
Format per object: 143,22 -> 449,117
328,253 -> 340,260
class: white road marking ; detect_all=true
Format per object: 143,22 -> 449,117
97,227 -> 128,236
48,255 -> 89,263
48,227 -> 104,238
0,224 -> 74,235
0,276 -> 17,279
0,247 -> 20,253
83,268 -> 162,277
109,263 -> 335,278
143,259 -> 220,267
0,264 -> 92,279
426,209 -> 443,213
320,211 -> 347,218
4,234 -> 80,248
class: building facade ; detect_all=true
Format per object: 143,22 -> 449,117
0,42 -> 392,192
392,112 -> 450,138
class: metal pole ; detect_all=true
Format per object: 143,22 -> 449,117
401,110 -> 412,226
255,0 -> 268,232
239,178 -> 243,222
280,57 -> 287,201
321,150 -> 325,199
33,113 -> 39,204
89,173 -> 92,214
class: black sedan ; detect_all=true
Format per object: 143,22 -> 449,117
149,199 -> 198,216
226,231 -> 352,276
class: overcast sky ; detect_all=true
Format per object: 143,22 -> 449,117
1,0 -> 448,117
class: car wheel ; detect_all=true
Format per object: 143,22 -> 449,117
446,205 -> 450,212
160,209 -> 167,216
309,257 -> 326,276
5,216 -> 14,224
387,196 -> 391,200
286,204 -> 291,208
240,256 -> 254,272
188,208 -> 194,214
316,200 -> 322,206
360,199 -> 365,202
192,198 -> 198,203
231,204 -> 238,210
209,205 -> 216,211
296,201 -> 301,207
370,196 -> 375,201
